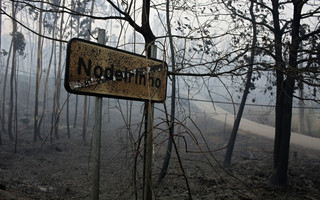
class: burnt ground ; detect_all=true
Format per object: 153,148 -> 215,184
0,118 -> 319,200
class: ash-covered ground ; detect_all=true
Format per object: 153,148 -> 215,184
0,117 -> 319,200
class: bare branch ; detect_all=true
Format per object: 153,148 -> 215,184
1,7 -> 68,43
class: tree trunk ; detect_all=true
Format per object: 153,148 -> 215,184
73,0 -> 80,129
67,98 -> 70,138
8,1 -> 17,141
34,0 -> 44,142
54,0 -> 66,140
51,42 -> 57,144
25,14 -> 34,120
307,114 -> 312,136
272,78 -> 294,185
38,19 -> 57,140
0,0 -> 2,144
223,0 -> 257,168
82,96 -> 87,143
0,0 -> 2,64
158,0 -> 176,183
80,0 -> 96,144
272,0 -> 303,186
14,55 -> 19,153
67,0 -> 76,137
140,1 -> 157,199
73,95 -> 78,128
1,41 -> 12,135
298,81 -> 304,134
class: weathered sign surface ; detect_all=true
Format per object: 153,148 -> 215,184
64,38 -> 167,102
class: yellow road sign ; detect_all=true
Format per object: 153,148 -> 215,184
64,38 -> 167,102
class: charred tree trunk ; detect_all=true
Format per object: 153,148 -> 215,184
271,0 -> 284,179
34,0 -> 44,142
81,0 -> 96,144
141,1 -> 156,199
8,1 -> 17,141
38,18 -> 57,140
158,0 -> 176,183
14,55 -> 19,153
25,17 -> 33,122
272,0 -> 303,186
67,98 -> 70,139
0,0 -> 2,144
73,96 -> 78,128
51,42 -> 57,144
298,81 -> 304,134
73,0 -> 82,129
54,0 -> 66,140
82,96 -> 87,143
1,41 -> 12,135
223,0 -> 256,168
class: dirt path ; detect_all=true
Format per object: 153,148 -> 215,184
193,100 -> 320,151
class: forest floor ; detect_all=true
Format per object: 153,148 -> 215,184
0,119 -> 320,200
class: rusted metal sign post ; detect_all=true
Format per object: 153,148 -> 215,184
91,29 -> 105,200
